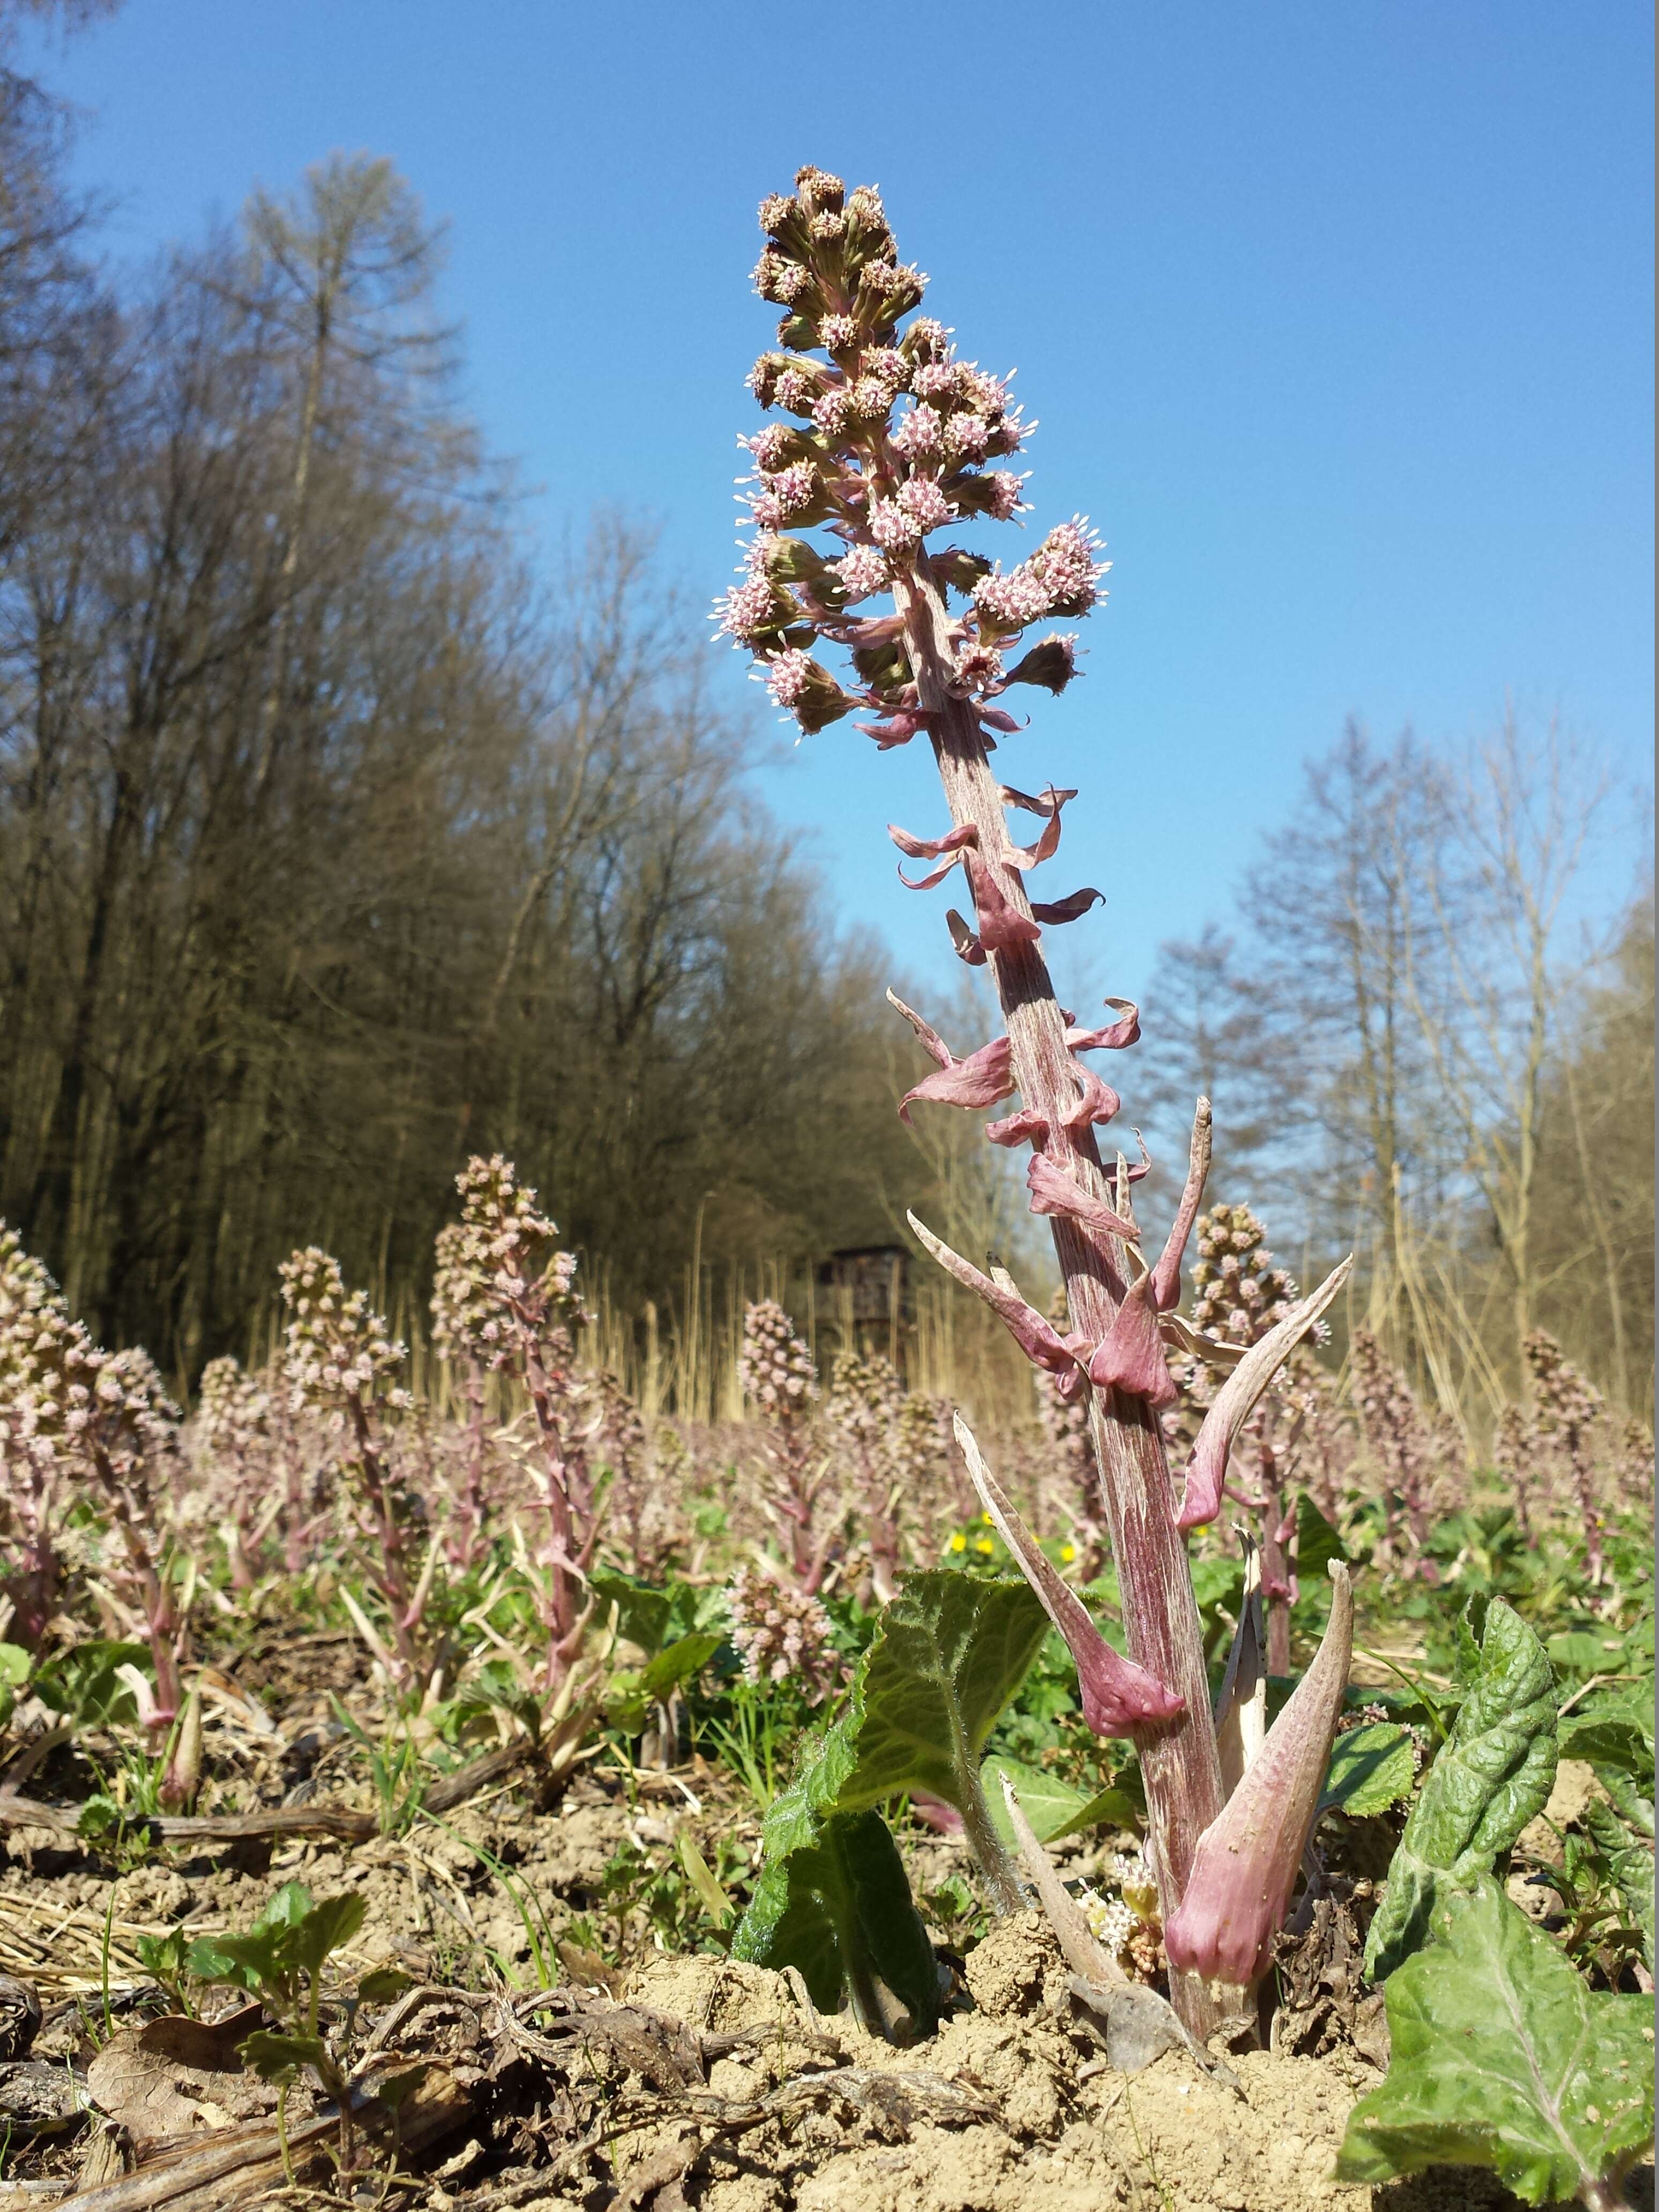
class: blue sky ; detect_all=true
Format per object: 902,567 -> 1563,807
25,0 -> 1654,1006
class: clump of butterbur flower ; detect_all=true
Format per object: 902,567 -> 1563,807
1350,1328 -> 1447,1575
826,1348 -> 906,1601
280,1247 -> 430,1692
1522,1329 -> 1609,1583
724,1560 -> 842,1706
716,167 -> 1358,2039
430,1155 -> 598,1689
0,1222 -> 188,1739
737,1299 -> 831,1593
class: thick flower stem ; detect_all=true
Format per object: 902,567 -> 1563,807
897,560 -> 1227,2033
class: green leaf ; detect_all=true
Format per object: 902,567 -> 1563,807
0,1642 -> 31,1686
979,1755 -> 1132,1845
1321,1723 -> 1418,1818
590,1571 -> 674,1658
1364,1597 -> 1557,1982
258,1881 -> 315,1933
1295,1494 -> 1348,1583
74,1793 -> 124,1840
731,1806 -> 939,2037
372,2064 -> 429,2112
830,1571 -> 1049,1816
639,1632 -> 723,1701
192,1930 -> 285,1990
1559,1679 -> 1654,1784
35,1641 -> 149,1728
286,1892 -> 367,1976
355,1967 -> 416,2004
1546,1631 -> 1620,1680
238,2029 -> 331,2086
1582,1802 -> 1655,1973
1337,1876 -> 1654,2205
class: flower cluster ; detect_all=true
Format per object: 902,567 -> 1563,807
195,1355 -> 272,1468
280,1249 -> 412,1422
1522,1329 -> 1607,1580
1080,1848 -> 1164,1983
431,1155 -> 584,1372
825,1349 -> 902,1447
1190,1204 -> 1305,1348
724,1560 -> 841,1703
737,1299 -> 817,1421
1350,1331 -> 1445,1568
716,167 -> 1101,737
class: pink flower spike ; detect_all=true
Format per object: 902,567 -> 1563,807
1026,1154 -> 1138,1239
953,1414 -> 1185,1738
1148,1099 -> 1213,1311
1176,1256 -> 1355,1530
898,1034 -> 1017,1123
986,1108 -> 1049,1149
1065,998 -> 1142,1053
1164,1565 -> 1355,1998
1031,888 -> 1104,925
1087,1276 -> 1179,1409
967,856 -> 1042,953
906,1212 -> 1076,1377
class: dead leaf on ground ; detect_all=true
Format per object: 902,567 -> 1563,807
86,2019 -> 282,2147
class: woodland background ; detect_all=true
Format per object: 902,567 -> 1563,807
1,10 -> 1650,1432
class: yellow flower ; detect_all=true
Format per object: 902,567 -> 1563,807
980,1511 -> 995,1526
948,1532 -> 967,1553
975,1537 -> 996,1556
1060,1543 -> 1077,1564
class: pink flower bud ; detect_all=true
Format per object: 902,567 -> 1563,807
1163,1564 -> 1354,1998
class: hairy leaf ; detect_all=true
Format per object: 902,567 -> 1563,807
1337,1876 -> 1654,2204
1581,1801 -> 1655,1973
831,1571 -> 1049,1815
1365,1598 -> 1557,1981
731,1804 -> 938,2036
1320,1722 -> 1417,1819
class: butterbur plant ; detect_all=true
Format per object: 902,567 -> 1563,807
280,1249 -> 428,1693
1522,1330 -> 1608,1584
0,1223 -> 186,1725
825,1350 -> 905,1601
431,1155 -> 597,1688
716,169 -> 1355,2035
737,1299 -> 828,1591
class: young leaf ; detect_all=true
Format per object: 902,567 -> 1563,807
639,1631 -> 724,1701
589,1571 -> 675,1659
1581,1801 -> 1655,1974
1337,1875 -> 1655,2207
731,1805 -> 939,2037
829,1570 -> 1049,1817
1294,1494 -> 1348,1586
980,1755 -> 1137,1845
356,1966 -> 416,2004
287,1892 -> 368,1977
1320,1723 -> 1417,1819
237,2029 -> 331,2087
1364,1597 -> 1557,1981
979,1755 -> 1090,1844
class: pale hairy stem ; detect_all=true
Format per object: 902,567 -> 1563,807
894,561 -> 1225,2033
344,1399 -> 422,1682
